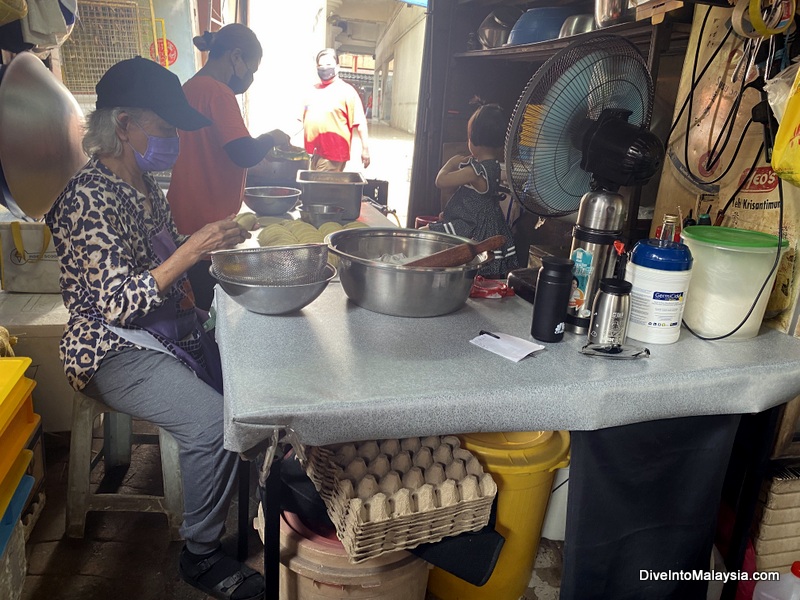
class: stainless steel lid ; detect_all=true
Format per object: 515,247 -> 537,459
575,190 -> 626,233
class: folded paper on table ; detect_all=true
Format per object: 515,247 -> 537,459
470,331 -> 545,362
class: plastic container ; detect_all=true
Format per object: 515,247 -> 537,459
752,562 -> 800,600
681,226 -> 789,340
625,239 -> 693,344
0,357 -> 39,488
0,462 -> 33,557
255,508 -> 429,600
427,430 -> 570,600
507,7 -> 574,45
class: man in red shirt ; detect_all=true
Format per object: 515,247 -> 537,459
303,48 -> 370,172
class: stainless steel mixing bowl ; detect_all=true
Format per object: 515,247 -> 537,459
299,204 -> 345,228
209,244 -> 328,285
325,228 -> 491,317
243,186 -> 302,216
210,263 -> 336,315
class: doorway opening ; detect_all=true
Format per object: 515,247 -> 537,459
247,2 -> 424,225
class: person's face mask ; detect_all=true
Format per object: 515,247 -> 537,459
317,66 -> 336,82
229,54 -> 254,94
129,120 -> 180,172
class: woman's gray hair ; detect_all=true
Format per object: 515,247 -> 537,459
82,106 -> 147,157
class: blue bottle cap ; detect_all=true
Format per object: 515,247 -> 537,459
630,239 -> 693,271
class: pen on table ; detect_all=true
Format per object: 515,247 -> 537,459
479,330 -> 500,339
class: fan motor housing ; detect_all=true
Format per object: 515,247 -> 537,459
580,116 -> 664,191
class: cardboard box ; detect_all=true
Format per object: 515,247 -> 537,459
753,465 -> 800,572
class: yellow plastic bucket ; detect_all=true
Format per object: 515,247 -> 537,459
427,430 -> 570,600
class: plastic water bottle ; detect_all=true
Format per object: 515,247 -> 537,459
753,562 -> 800,600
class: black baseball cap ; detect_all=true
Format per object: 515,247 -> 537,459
95,57 -> 211,131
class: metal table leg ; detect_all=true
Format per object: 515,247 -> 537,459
237,457 -> 250,561
257,429 -> 282,600
238,428 -> 305,599
261,455 -> 282,600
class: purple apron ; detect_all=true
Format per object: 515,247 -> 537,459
132,226 -> 223,394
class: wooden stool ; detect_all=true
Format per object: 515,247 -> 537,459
66,391 -> 184,540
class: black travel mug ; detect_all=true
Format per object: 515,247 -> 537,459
531,256 -> 575,342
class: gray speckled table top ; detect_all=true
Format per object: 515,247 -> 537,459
215,283 -> 800,453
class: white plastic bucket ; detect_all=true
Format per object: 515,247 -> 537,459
255,507 -> 430,600
681,226 -> 788,340
625,240 -> 693,345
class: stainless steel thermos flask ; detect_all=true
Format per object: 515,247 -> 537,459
566,191 -> 626,334
531,256 -> 575,342
587,278 -> 632,346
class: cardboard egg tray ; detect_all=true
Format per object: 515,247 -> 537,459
303,435 -> 497,562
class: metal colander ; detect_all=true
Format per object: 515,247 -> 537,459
209,245 -> 328,286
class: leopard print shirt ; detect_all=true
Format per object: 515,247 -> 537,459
45,158 -> 188,391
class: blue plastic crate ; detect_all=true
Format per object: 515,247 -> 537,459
0,474 -> 34,557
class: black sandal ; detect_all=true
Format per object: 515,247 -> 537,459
179,546 -> 264,600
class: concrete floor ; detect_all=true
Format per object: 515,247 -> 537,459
21,429 -> 563,600
344,120 -> 414,227
22,429 -> 226,600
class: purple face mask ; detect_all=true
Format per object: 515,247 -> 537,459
129,121 -> 180,172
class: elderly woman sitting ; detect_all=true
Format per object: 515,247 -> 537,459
45,57 -> 263,600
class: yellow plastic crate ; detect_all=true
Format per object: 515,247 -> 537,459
0,357 -> 30,402
0,450 -> 32,519
0,357 -> 39,488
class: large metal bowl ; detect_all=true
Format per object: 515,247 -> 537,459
325,228 -> 491,317
243,186 -> 302,216
210,263 -> 336,315
209,244 -> 328,285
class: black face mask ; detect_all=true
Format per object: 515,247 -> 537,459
317,67 -> 336,82
228,68 -> 253,94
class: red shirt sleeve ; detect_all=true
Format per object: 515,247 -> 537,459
196,78 -> 251,147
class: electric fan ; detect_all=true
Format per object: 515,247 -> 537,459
505,35 -> 664,332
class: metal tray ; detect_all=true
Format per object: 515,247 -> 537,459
296,170 -> 366,220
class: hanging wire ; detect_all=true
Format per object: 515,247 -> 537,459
674,3 -> 790,188
701,71 -> 749,173
667,7 -> 732,143
683,7 -> 752,185
700,118 -> 755,185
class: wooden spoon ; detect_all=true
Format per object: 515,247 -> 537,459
405,235 -> 506,268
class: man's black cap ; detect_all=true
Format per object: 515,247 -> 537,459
95,57 -> 211,131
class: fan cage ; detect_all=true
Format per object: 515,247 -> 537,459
506,35 -> 654,217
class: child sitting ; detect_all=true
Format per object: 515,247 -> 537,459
426,103 -> 519,278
